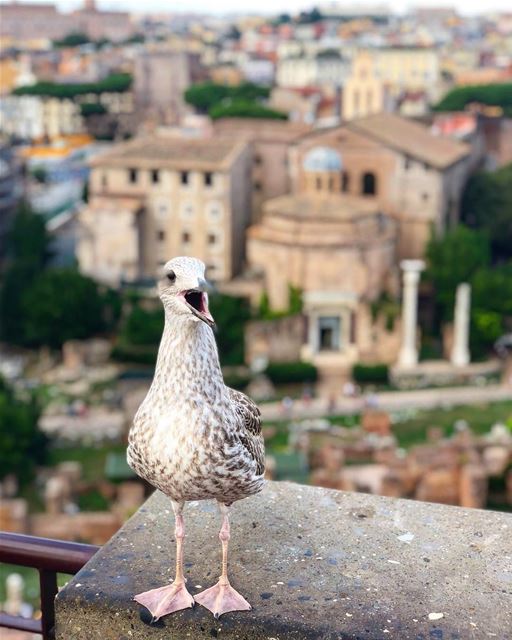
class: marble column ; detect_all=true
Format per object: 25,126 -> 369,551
398,259 -> 425,368
451,283 -> 471,367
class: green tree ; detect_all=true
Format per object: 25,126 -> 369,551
20,269 -> 109,348
53,32 -> 90,48
461,163 -> 512,260
425,225 -> 490,322
5,201 -> 51,268
470,262 -> 512,355
13,73 -> 132,99
0,377 -> 48,484
209,293 -> 251,365
184,82 -> 270,114
433,83 -> 512,116
0,203 -> 51,344
119,305 -> 164,346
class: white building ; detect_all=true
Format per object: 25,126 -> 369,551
276,53 -> 349,88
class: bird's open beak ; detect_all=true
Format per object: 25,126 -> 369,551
181,279 -> 215,327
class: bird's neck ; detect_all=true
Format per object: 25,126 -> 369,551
150,315 -> 224,403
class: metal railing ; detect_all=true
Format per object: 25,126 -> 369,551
0,532 -> 99,640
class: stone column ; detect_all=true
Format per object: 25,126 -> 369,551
451,283 -> 471,367
398,259 -> 425,368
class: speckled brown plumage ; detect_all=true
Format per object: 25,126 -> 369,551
127,257 -> 265,621
127,257 -> 265,506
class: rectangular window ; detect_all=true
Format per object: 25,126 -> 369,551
318,316 -> 341,351
151,169 -> 160,184
204,172 -> 213,186
254,181 -> 262,191
207,233 -> 217,245
342,171 -> 349,192
181,171 -> 189,185
101,173 -> 108,188
254,155 -> 262,165
182,231 -> 191,243
128,168 -> 138,184
157,230 -> 165,241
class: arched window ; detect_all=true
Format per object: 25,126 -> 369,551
342,171 -> 349,193
362,172 -> 377,195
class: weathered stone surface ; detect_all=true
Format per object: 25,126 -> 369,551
56,481 -> 512,640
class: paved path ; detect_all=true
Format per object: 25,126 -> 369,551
260,384 -> 511,421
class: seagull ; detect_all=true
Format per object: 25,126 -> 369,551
127,256 -> 265,621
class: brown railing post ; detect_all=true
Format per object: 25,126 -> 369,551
0,532 -> 99,638
39,569 -> 58,640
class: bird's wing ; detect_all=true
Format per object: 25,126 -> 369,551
228,387 -> 265,476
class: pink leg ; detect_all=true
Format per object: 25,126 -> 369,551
194,503 -> 251,619
134,502 -> 194,621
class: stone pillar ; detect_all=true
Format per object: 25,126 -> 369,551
451,283 -> 471,367
398,260 -> 425,368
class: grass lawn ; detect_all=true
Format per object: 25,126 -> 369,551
263,400 -> 512,452
389,399 -> 512,449
48,443 -> 127,483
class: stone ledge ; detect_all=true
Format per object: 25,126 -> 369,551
55,481 -> 512,640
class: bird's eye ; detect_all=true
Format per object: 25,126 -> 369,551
167,270 -> 176,283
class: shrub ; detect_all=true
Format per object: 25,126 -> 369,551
352,363 -> 389,385
210,100 -> 287,121
264,361 -> 318,384
80,102 -> 107,117
223,372 -> 251,390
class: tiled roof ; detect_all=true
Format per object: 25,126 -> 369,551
90,135 -> 246,169
347,113 -> 471,169
213,118 -> 311,142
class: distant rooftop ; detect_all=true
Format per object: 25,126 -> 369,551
90,135 -> 247,170
213,117 -> 311,143
348,112 -> 471,169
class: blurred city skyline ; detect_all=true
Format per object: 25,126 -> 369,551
1,0 -> 511,17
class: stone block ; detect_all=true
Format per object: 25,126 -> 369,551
459,464 -> 488,509
361,410 -> 391,436
415,467 -> 460,505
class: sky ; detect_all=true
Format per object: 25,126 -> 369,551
1,0 -> 511,16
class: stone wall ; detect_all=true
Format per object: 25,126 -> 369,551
56,481 -> 512,639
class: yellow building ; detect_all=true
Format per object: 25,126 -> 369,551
370,46 -> 440,101
342,51 -> 385,121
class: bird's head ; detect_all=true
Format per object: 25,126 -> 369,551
158,256 -> 215,328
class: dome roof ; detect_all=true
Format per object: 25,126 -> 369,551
303,146 -> 342,172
